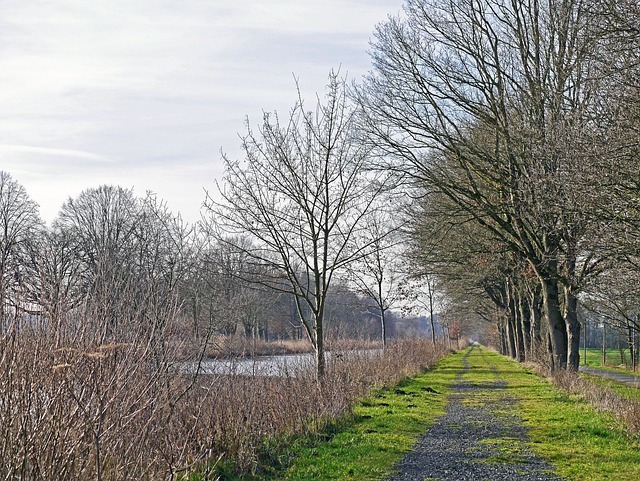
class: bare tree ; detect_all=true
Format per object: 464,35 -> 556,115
0,171 -> 43,332
32,227 -> 85,345
194,236 -> 281,346
54,185 -> 140,342
396,273 -> 440,347
53,186 -> 192,345
347,207 -> 405,348
206,72 -> 388,379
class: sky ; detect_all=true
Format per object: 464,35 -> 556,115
0,0 -> 405,225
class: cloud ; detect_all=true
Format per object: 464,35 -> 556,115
0,144 -> 110,162
0,0 -> 405,225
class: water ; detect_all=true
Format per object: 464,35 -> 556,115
179,349 -> 382,377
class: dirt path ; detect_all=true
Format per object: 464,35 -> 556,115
579,365 -> 640,386
386,346 -> 564,481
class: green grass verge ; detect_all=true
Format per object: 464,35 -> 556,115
259,355 -> 460,480
581,347 -> 639,374
206,347 -> 640,480
468,348 -> 640,480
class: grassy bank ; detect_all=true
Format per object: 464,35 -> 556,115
261,354 -> 459,480
581,347 -> 638,373
260,346 -> 640,481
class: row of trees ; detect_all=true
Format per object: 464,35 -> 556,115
0,179 -> 192,346
206,0 -> 639,374
346,0 -> 639,371
210,0 -> 639,374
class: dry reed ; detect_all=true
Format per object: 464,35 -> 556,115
0,331 -> 447,480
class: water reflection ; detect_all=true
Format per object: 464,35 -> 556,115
179,350 -> 382,377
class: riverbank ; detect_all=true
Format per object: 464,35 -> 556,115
179,339 -> 449,479
0,336 -> 447,480
197,337 -> 385,360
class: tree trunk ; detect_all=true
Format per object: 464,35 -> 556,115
427,281 -> 437,348
529,287 -> 543,359
507,278 -> 525,361
380,309 -> 387,349
315,322 -> 325,380
541,276 -> 567,370
519,292 -> 532,362
564,288 -> 580,372
506,315 -> 517,359
547,331 -> 555,371
515,311 -> 526,362
627,325 -> 635,371
602,323 -> 607,366
498,320 -> 507,355
583,314 -> 587,367
430,315 -> 437,348
632,317 -> 640,370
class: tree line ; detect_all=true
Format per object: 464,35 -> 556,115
0,173 -> 432,360
213,0 -> 639,373
355,0 -> 639,370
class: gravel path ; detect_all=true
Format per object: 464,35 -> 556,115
386,346 -> 564,481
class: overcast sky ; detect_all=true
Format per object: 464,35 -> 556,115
0,0 -> 404,225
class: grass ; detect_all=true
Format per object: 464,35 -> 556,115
486,353 -> 640,480
455,347 -> 640,479
520,387 -> 640,480
477,438 -> 528,465
258,354 -> 459,480
581,347 -> 639,374
253,346 -> 640,481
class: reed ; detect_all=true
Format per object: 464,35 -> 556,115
0,330 -> 447,480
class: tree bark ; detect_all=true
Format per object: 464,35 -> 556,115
627,326 -> 635,371
519,291 -> 532,361
507,278 -> 525,361
564,288 -> 581,371
498,320 -> 508,355
506,315 -> 517,359
541,276 -> 567,370
529,286 -> 543,359
515,316 -> 525,362
315,322 -> 325,380
428,285 -> 437,348
380,309 -> 387,349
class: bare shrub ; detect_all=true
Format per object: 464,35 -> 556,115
186,339 -> 448,476
0,332 -> 197,480
0,328 -> 447,480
